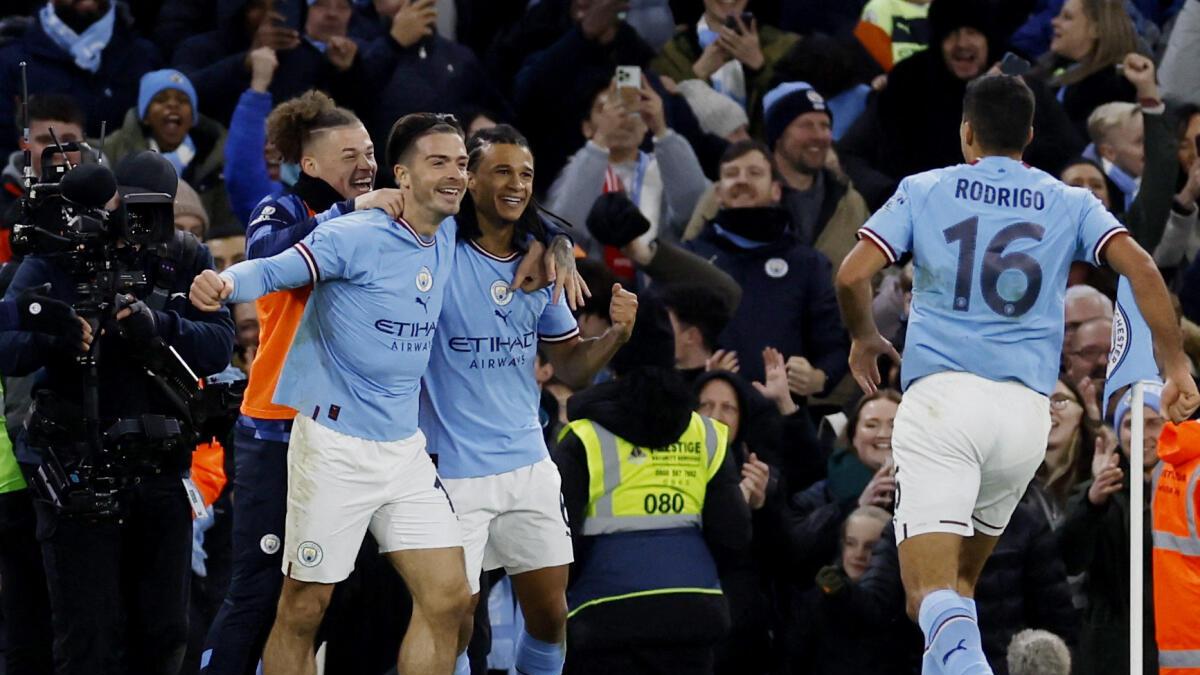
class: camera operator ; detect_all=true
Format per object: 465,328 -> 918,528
0,150 -> 234,675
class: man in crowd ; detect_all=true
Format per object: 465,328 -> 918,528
0,0 -> 162,156
173,0 -> 364,125
1,94 -> 88,260
684,139 -> 848,390
660,283 -> 734,381
651,0 -> 799,136
763,81 -> 868,273
549,75 -> 708,263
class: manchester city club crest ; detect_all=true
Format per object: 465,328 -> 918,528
415,266 -> 434,293
765,258 -> 789,279
259,534 -> 281,555
1107,304 -> 1129,377
490,280 -> 514,306
297,541 -> 324,567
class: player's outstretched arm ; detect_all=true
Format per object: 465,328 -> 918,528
836,241 -> 901,395
541,284 -> 637,389
189,247 -> 316,311
1105,234 -> 1200,422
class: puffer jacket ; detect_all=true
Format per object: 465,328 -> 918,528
95,108 -> 235,232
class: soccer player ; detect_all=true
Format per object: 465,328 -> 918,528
836,74 -> 1200,675
420,125 -> 637,675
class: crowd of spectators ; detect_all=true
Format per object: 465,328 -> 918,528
2,0 -> 1200,673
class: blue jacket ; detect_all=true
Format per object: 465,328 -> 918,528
0,239 -> 234,426
226,90 -> 283,226
684,227 -> 849,391
0,6 -> 163,156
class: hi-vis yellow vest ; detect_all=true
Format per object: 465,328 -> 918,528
564,413 -> 728,536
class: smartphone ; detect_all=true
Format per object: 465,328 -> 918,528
614,65 -> 641,108
999,51 -> 1031,76
724,12 -> 754,34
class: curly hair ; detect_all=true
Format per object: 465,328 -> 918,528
265,90 -> 361,164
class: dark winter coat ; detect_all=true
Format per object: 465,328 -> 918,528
840,488 -> 1079,674
684,227 -> 848,389
1058,474 -> 1156,674
0,3 -> 163,156
357,32 -> 510,152
839,48 -> 1084,182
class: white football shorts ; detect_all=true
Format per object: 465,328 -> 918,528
283,415 -> 463,584
892,371 -> 1050,544
443,458 -> 574,595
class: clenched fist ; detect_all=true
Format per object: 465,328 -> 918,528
191,270 -> 234,311
610,283 -> 638,341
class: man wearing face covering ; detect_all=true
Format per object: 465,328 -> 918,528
683,140 -> 848,391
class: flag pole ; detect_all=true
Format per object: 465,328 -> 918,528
1131,380 -> 1145,675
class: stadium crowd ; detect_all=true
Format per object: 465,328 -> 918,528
1,0 -> 1200,673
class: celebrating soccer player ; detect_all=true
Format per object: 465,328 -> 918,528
836,73 -> 1200,675
420,124 -> 636,675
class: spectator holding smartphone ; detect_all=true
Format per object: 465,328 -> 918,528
652,0 -> 799,138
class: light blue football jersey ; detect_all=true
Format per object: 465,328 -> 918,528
420,238 -> 579,479
860,156 -> 1127,396
224,210 -> 457,441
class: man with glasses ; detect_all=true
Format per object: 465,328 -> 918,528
1064,316 -> 1113,414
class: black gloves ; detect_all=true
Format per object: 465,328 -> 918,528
114,294 -> 159,347
586,192 -> 651,248
17,284 -> 81,340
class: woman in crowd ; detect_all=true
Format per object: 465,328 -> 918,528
1033,0 -> 1140,138
774,389 -> 901,589
1034,377 -> 1100,526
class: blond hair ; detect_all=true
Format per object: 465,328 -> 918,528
1086,101 -> 1140,145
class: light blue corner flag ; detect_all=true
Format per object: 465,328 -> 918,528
1104,276 -> 1162,409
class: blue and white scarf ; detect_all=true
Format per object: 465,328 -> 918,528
150,136 -> 197,177
39,1 -> 115,73
697,16 -> 747,109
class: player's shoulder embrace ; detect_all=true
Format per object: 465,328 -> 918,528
248,192 -> 304,226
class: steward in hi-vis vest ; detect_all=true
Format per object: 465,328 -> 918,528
553,295 -> 750,675
1152,420 -> 1200,674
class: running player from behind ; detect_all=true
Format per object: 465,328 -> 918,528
836,72 -> 1200,674
420,124 -> 637,675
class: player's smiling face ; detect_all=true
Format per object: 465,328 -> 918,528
405,132 -> 468,219
940,27 -> 988,81
468,142 -> 533,225
853,398 -> 898,471
303,123 -> 377,200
